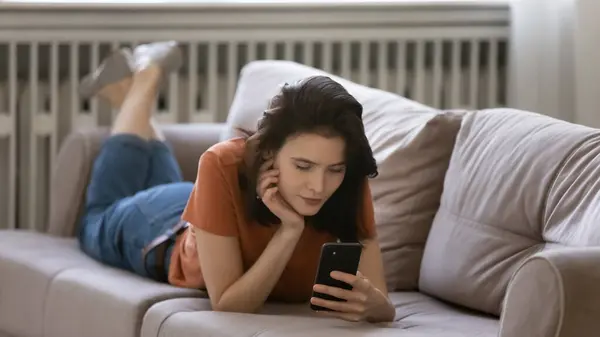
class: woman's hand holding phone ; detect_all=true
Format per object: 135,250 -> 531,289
311,271 -> 393,323
256,158 -> 305,232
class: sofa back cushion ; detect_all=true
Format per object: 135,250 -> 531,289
419,108 -> 600,316
224,60 -> 463,291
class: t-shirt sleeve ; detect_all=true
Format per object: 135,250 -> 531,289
181,151 -> 239,237
360,180 -> 378,240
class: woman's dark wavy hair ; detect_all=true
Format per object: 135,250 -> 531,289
238,75 -> 378,243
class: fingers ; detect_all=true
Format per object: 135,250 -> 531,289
256,158 -> 278,199
259,158 -> 274,174
310,297 -> 365,316
259,169 -> 279,180
315,310 -> 362,323
330,271 -> 372,293
262,185 -> 279,202
312,284 -> 366,303
257,174 -> 278,199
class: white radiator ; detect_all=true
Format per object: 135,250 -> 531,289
0,1 -> 510,231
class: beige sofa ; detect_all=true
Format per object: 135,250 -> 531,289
1,60 -> 600,337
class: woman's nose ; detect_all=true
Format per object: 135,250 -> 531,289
307,172 -> 325,194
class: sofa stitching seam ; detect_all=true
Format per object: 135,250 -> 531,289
155,307 -> 197,337
438,206 -> 541,244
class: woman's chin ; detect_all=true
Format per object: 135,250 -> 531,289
292,202 -> 323,217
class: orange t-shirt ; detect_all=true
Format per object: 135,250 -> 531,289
168,137 -> 376,302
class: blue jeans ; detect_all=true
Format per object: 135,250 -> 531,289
78,134 -> 193,281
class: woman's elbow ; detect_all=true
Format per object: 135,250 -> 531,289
211,299 -> 262,314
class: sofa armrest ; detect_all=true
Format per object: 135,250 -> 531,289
500,248 -> 600,337
48,123 -> 226,237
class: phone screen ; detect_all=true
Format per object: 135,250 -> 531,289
310,242 -> 363,311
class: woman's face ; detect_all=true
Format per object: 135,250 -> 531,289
273,132 -> 347,216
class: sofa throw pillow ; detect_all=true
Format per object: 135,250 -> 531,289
224,60 -> 463,291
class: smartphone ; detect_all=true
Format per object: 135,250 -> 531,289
310,242 -> 363,311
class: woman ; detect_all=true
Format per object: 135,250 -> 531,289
78,41 -> 395,323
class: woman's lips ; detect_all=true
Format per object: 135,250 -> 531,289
300,196 -> 322,206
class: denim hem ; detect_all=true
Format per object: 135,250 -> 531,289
104,133 -> 153,153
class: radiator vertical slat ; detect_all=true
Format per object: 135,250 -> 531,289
188,42 -> 198,122
8,42 -> 17,229
450,40 -> 461,108
469,39 -> 480,108
0,77 -> 8,229
284,41 -> 293,61
90,42 -> 100,124
49,42 -> 59,165
70,42 -> 80,130
8,42 -> 17,123
360,40 -> 369,86
341,42 -> 351,80
303,41 -> 313,66
266,41 -> 275,60
0,74 -> 7,230
432,40 -> 443,108
377,41 -> 388,91
110,42 -> 120,121
488,39 -> 498,107
4,42 -> 17,229
414,40 -> 426,103
247,41 -> 256,62
22,42 -> 40,231
30,42 -> 40,231
207,42 -> 218,121
227,41 -> 238,106
167,71 -> 179,123
165,39 -> 180,124
415,40 -> 429,102
396,41 -> 406,97
322,42 -> 333,73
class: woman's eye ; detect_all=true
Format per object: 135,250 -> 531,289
329,167 -> 346,174
295,165 -> 311,171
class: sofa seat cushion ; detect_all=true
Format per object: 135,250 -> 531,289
141,298 -> 213,337
0,230 -> 203,337
144,292 -> 498,337
0,230 -> 97,337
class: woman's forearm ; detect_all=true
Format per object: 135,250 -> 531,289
214,226 -> 303,313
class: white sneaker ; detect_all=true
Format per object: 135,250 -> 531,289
132,41 -> 183,74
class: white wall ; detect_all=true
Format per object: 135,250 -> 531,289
573,0 -> 600,128
510,0 -> 600,128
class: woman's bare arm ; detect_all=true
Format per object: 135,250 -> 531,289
358,238 -> 389,296
194,225 -> 303,313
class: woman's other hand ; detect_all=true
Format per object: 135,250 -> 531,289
311,271 -> 396,323
256,158 -> 305,232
